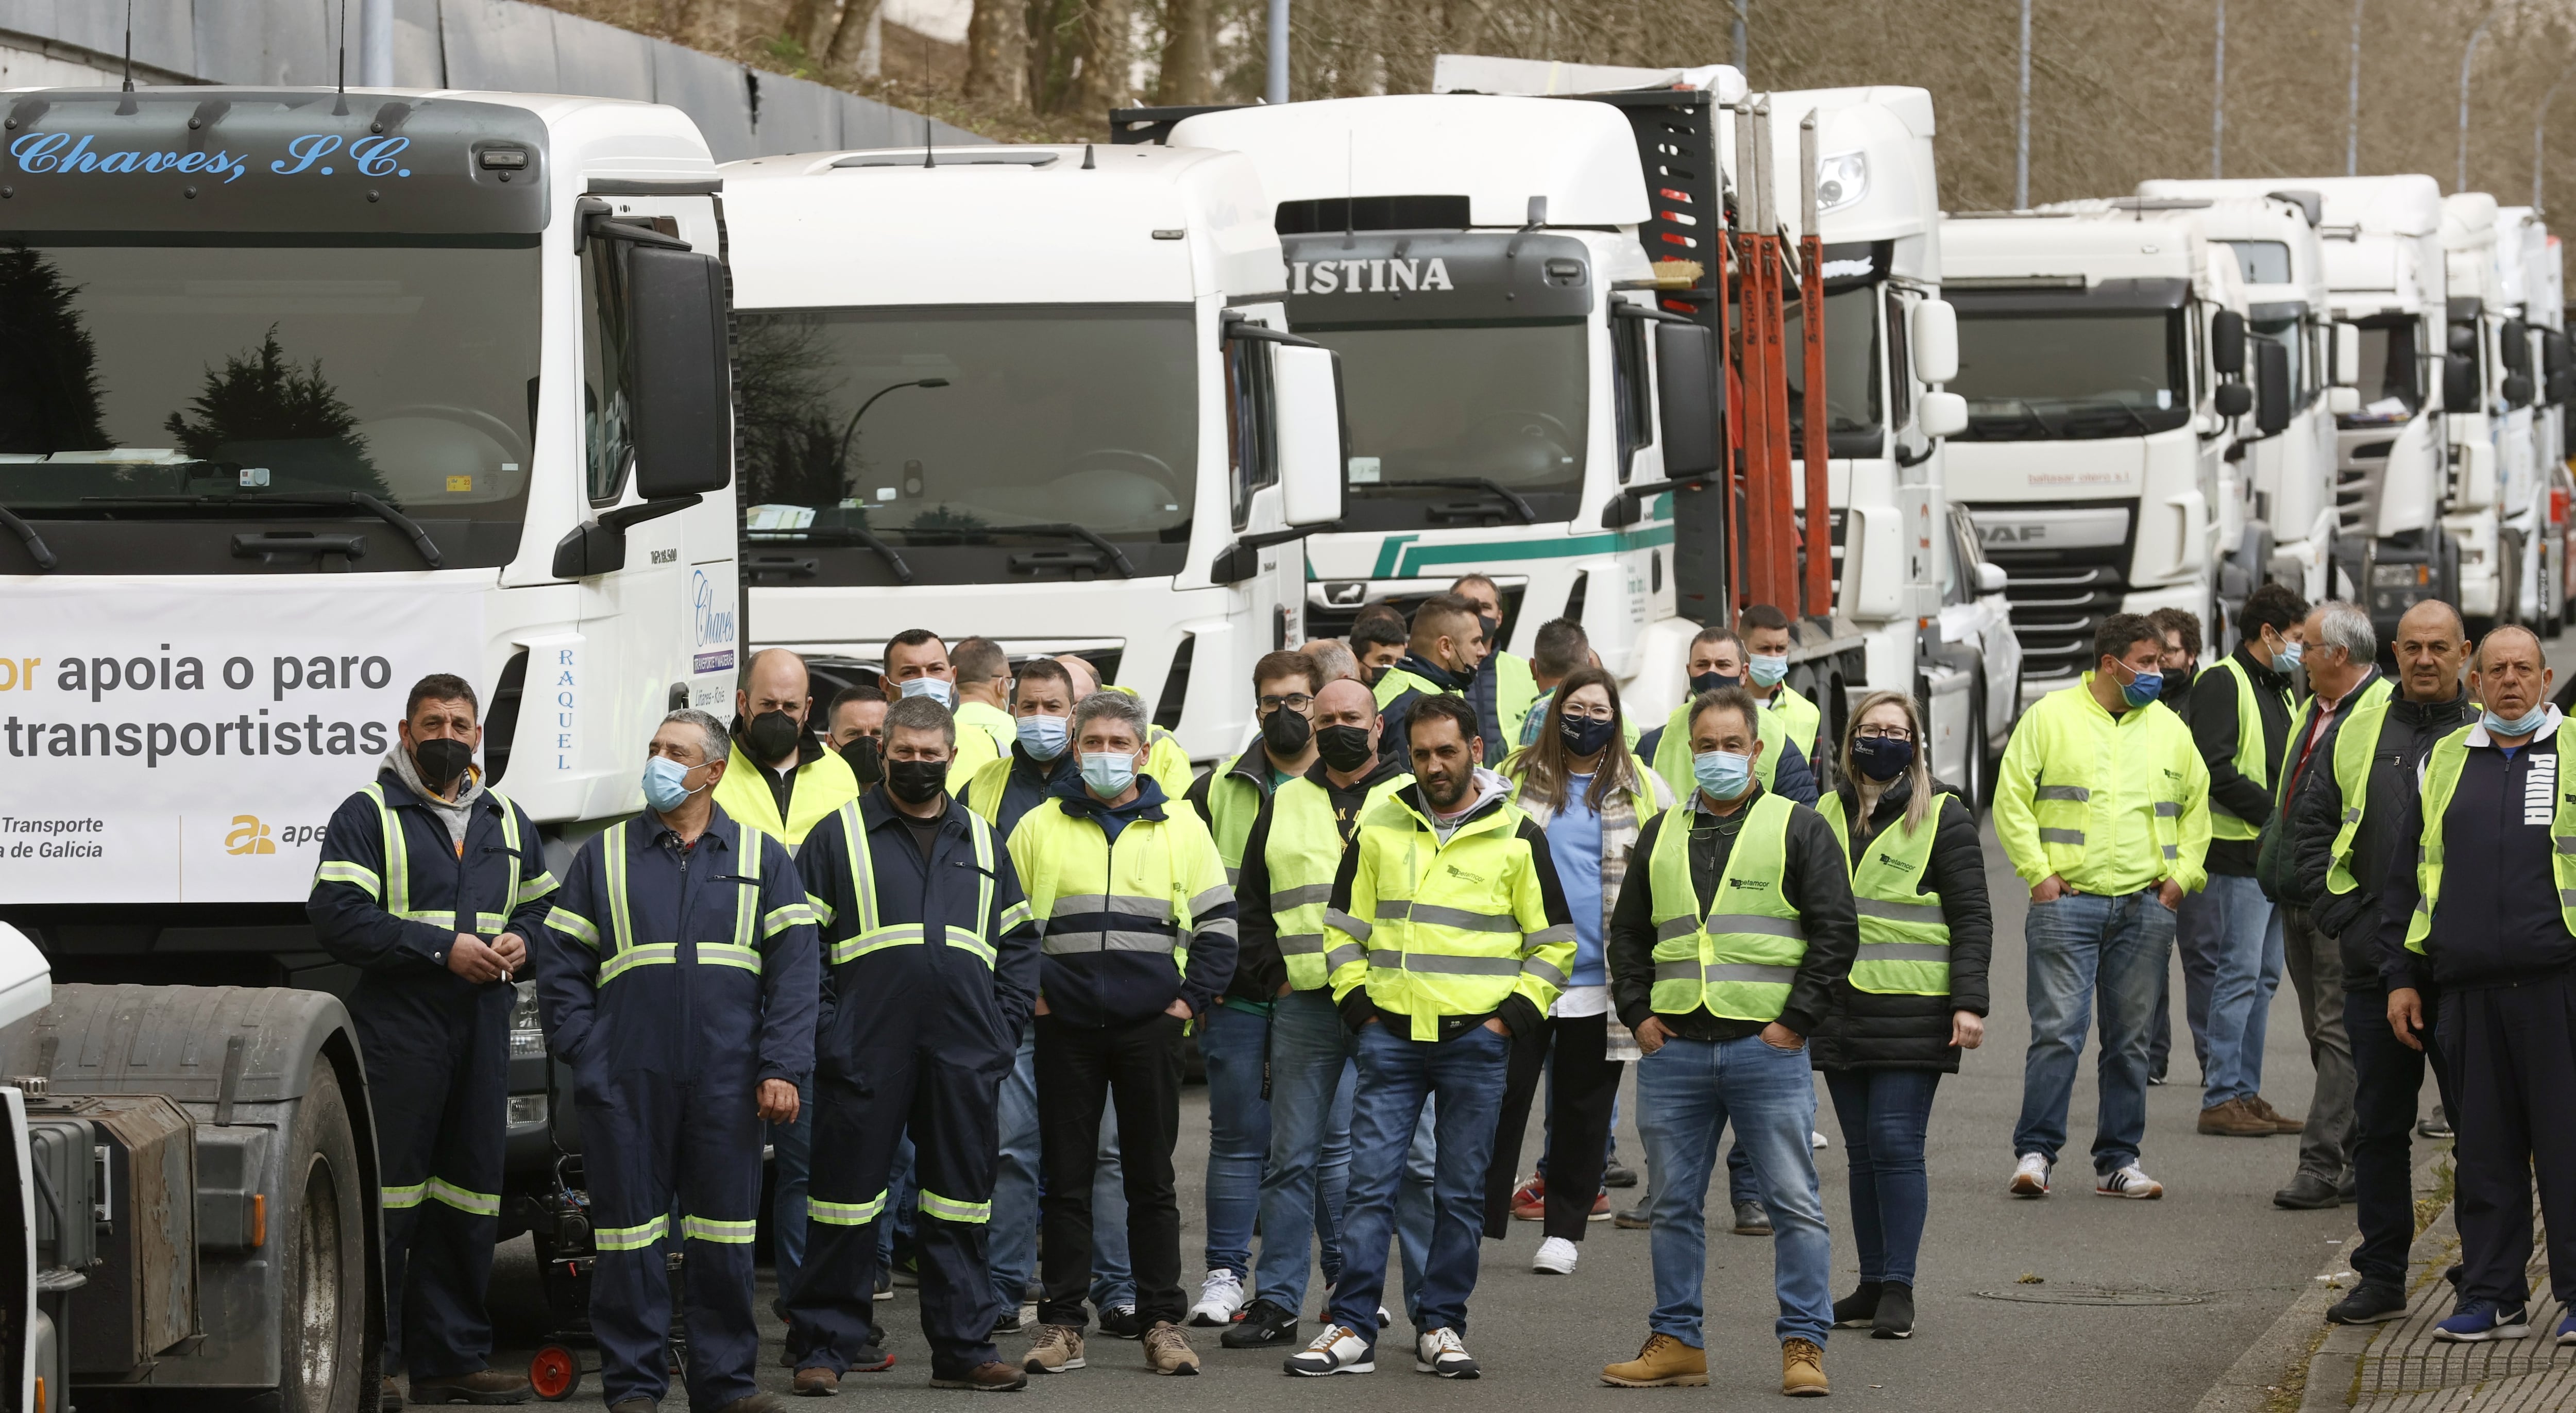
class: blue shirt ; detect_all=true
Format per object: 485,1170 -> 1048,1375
1544,773 -> 1607,987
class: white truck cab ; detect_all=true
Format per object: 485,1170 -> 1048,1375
721,142 -> 1341,760
1943,202 -> 2253,692
2439,192 -> 2527,632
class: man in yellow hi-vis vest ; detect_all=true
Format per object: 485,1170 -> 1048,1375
1638,626 -> 1820,806
2175,582 -> 2307,1138
713,647 -> 862,847
1995,613 -> 2211,1203
1283,695 -> 1574,1380
1597,685 -> 1857,1398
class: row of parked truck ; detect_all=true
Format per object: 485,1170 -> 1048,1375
3,57 -> 2570,1413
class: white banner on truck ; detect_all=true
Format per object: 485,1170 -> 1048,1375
0,579 -> 486,904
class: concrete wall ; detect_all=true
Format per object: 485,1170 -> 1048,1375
0,0 -> 983,158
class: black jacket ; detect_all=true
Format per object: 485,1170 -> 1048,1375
2376,720 -> 2576,993
1607,785 -> 1858,1041
2187,644 -> 2295,876
2259,669 -> 2381,907
1377,652 -> 1470,768
1808,778 -> 1993,1072
1229,755 -> 1411,1004
2295,688 -> 2477,990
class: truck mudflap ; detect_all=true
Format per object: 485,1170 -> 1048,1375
3,985 -> 384,1403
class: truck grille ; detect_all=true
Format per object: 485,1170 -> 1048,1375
1967,501 -> 2139,685
2336,435 -> 2396,539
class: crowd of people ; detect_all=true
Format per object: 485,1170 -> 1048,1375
301,571 -> 2571,1411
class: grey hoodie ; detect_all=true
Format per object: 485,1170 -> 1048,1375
384,743 -> 484,849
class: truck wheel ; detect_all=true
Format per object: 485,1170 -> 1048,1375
278,1064 -> 368,1413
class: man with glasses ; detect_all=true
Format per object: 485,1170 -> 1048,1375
1181,650 -> 1326,1327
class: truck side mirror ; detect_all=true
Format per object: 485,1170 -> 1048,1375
1274,344 -> 1346,527
1910,298 -> 1959,384
2213,381 -> 2253,419
2546,330 -> 2573,405
2444,353 -> 2481,414
1654,323 -> 1721,479
2501,318 -> 2532,375
2255,340 -> 2292,435
2210,310 -> 2246,378
1918,390 -> 1968,439
2333,322 -> 2361,386
2328,385 -> 2362,415
2504,374 -> 2535,409
629,247 -> 735,500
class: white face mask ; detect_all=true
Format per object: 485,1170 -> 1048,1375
899,676 -> 955,708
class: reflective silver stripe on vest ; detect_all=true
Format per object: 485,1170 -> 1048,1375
1854,898 -> 1946,924
1376,900 -> 1520,933
2154,801 -> 2182,818
1655,960 -> 1798,985
1521,956 -> 1568,986
1856,942 -> 1953,963
2033,785 -> 2090,801
1366,950 -> 1522,976
1324,908 -> 1372,942
1189,886 -> 1232,918
2342,806 -> 2362,823
1190,918 -> 1240,944
2555,836 -> 2576,855
1705,913 -> 1807,940
1654,916 -> 1702,942
2038,828 -> 2086,845
1041,931 -> 1181,954
1270,883 -> 1333,911
2558,889 -> 2576,907
2162,843 -> 2180,859
1278,932 -> 1326,955
1522,922 -> 1576,947
1324,942 -> 1365,972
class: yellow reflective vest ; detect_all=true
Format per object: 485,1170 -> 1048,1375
712,741 -> 860,847
1006,794 -> 1234,987
1263,772 -> 1414,991
947,700 -> 1018,792
2201,656 -> 2293,842
1651,699 -> 1790,803
1645,793 -> 1807,1020
1994,677 -> 2212,895
1763,682 -> 1824,765
1816,791 -> 1952,997
1324,788 -> 1575,1039
2317,678 -> 2406,897
2403,723 -> 2576,953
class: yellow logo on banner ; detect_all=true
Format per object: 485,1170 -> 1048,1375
225,816 -> 277,855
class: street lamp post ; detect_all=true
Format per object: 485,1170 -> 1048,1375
2016,0 -> 2032,207
1265,0 -> 1288,105
1733,0 -> 1750,78
834,378 -> 950,484
2347,0 -> 2365,176
2459,2 -> 2510,193
2212,0 -> 2227,178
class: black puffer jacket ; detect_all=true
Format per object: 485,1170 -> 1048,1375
1808,776 -> 1993,1072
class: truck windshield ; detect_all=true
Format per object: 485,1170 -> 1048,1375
735,305 -> 1196,549
1783,285 -> 1884,446
1949,310 -> 2189,440
0,240 -> 540,519
2346,313 -> 2422,424
1297,321 -> 1588,496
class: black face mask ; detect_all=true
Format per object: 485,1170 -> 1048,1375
1689,670 -> 1741,695
840,736 -> 884,786
2159,667 -> 2196,704
1315,723 -> 1377,772
885,758 -> 947,805
1360,663 -> 1388,688
1850,734 -> 1914,782
1261,708 -> 1313,756
414,736 -> 473,792
1478,614 -> 1503,652
1560,715 -> 1618,758
744,709 -> 803,762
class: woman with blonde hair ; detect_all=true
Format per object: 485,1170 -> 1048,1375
1479,667 -> 1672,1277
1810,689 -> 1992,1340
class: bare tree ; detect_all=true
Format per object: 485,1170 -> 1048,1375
967,0 -> 1029,100
1066,0 -> 1136,114
824,0 -> 879,69
1156,0 -> 1214,104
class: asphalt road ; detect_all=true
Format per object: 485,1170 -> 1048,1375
485,821 -> 2403,1410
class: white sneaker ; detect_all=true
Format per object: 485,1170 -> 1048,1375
1811,1130 -> 1830,1150
1284,1323 -> 1375,1375
1187,1268 -> 1246,1327
1415,1326 -> 1480,1378
1532,1236 -> 1579,1274
2095,1164 -> 2165,1200
2009,1153 -> 2052,1197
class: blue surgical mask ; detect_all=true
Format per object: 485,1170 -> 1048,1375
1748,654 -> 1789,688
1692,749 -> 1754,801
2113,661 -> 2163,709
899,676 -> 954,707
1080,750 -> 1138,799
2484,703 -> 2551,738
641,756 -> 701,813
2274,638 -> 2304,671
1017,712 -> 1070,761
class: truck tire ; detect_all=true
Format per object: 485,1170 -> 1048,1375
278,1064 -> 368,1413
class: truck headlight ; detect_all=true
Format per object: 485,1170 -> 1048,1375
509,980 -> 547,1058
1816,150 -> 1869,214
507,1095 -> 548,1126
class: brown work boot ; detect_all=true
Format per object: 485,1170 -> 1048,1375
793,1365 -> 840,1397
2250,1095 -> 2304,1133
1142,1321 -> 1201,1375
383,1376 -> 405,1410
1022,1323 -> 1086,1374
2196,1097 -> 2274,1136
716,1395 -> 790,1413
409,1369 -> 534,1404
930,1360 -> 1031,1391
1601,1332 -> 1709,1387
1781,1337 -> 1828,1397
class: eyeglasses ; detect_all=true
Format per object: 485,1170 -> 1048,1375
1854,724 -> 1913,742
1258,693 -> 1316,713
1561,704 -> 1616,722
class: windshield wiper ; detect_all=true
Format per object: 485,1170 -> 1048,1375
76,492 -> 445,568
1351,477 -> 1536,525
0,506 -> 60,571
744,524 -> 916,584
1968,398 -> 2065,437
2060,399 -> 2159,436
991,524 -> 1137,578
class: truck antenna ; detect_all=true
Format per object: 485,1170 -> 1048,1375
337,0 -> 348,94
121,0 -> 134,93
923,115 -> 935,169
1082,142 -> 1096,170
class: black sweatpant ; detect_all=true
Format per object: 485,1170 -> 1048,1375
2344,983 -> 2459,1289
1480,1011 -> 1623,1243
2435,970 -> 2576,1308
1035,1012 -> 1187,1328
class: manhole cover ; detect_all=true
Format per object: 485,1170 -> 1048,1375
1971,1285 -> 2211,1306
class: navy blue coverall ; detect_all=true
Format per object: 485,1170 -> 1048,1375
537,804 -> 819,1411
783,793 -> 1041,1378
308,771 -> 554,1379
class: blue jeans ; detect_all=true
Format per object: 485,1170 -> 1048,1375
1328,1021 -> 1507,1342
1638,1033 -> 1831,1348
2013,888 -> 2175,1174
1251,990 -> 1357,1311
768,1075 -> 815,1286
990,1024 -> 1133,1313
1821,1068 -> 1939,1287
1200,1001 -> 1270,1277
2187,873 -> 2283,1105
875,1134 -> 914,1268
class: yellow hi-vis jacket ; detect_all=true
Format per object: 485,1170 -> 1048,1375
1261,771 -> 1414,992
1994,677 -> 2212,896
713,739 -> 861,846
1764,682 -> 1824,764
946,699 -> 1019,792
1323,777 -> 1577,1040
1651,699 -> 1791,801
2201,655 -> 2294,841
